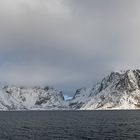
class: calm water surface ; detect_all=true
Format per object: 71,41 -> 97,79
0,111 -> 140,140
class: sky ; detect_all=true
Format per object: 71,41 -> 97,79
0,0 -> 140,96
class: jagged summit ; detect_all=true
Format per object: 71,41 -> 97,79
70,69 -> 140,110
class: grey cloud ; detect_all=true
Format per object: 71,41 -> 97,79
0,0 -> 140,96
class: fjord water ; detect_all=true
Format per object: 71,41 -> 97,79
0,111 -> 140,140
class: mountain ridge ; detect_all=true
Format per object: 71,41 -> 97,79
1,69 -> 140,110
70,69 -> 140,110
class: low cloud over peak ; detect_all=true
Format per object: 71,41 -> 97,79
0,0 -> 140,95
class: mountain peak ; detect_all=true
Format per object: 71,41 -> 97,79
70,69 -> 140,110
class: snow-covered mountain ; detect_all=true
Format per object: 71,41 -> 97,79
70,70 -> 140,110
0,86 -> 68,110
1,69 -> 140,110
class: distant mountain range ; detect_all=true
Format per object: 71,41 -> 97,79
1,69 -> 140,110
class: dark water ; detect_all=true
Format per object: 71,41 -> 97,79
0,111 -> 140,140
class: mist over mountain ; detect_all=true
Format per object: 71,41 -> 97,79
0,0 -> 140,96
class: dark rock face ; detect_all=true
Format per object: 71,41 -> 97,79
98,70 -> 140,93
73,88 -> 86,99
58,91 -> 65,101
35,96 -> 51,105
115,70 -> 140,92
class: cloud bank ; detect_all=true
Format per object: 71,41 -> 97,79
0,0 -> 140,95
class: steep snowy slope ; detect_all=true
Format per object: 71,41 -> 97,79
0,86 -> 68,110
70,70 -> 140,110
